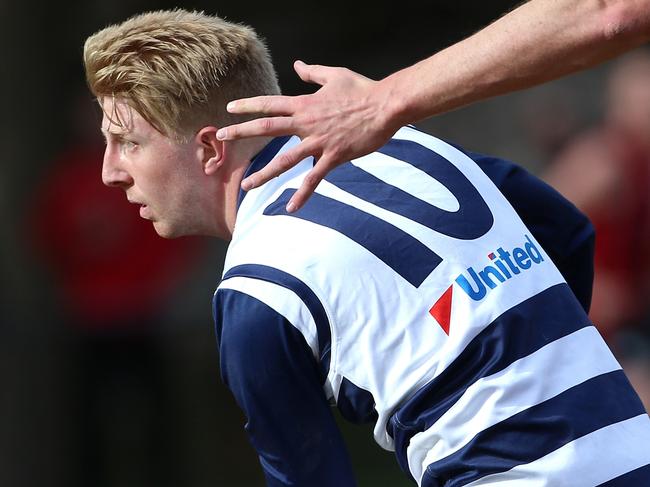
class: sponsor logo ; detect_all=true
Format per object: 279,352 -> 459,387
430,235 -> 544,334
456,234 -> 544,301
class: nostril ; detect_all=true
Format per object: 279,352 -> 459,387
102,173 -> 129,188
102,161 -> 132,188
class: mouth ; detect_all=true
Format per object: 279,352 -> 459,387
139,204 -> 152,220
128,199 -> 152,220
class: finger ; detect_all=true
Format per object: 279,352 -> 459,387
241,141 -> 318,190
226,95 -> 296,115
294,60 -> 335,86
286,161 -> 331,213
217,116 -> 294,141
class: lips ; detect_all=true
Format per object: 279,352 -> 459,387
139,204 -> 151,219
128,198 -> 152,220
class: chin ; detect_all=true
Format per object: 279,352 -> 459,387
152,221 -> 183,239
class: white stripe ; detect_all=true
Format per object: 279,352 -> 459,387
463,414 -> 650,487
352,152 -> 460,212
407,326 -> 621,484
218,276 -> 320,358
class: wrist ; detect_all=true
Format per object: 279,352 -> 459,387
374,74 -> 412,133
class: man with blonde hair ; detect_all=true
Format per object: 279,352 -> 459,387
84,9 -> 650,487
84,9 -> 279,240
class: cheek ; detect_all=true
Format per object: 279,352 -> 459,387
137,151 -> 176,190
149,153 -> 198,207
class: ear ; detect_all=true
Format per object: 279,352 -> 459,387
196,126 -> 225,175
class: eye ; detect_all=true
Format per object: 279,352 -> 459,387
119,139 -> 139,154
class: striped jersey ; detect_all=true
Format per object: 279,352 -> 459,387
213,127 -> 650,486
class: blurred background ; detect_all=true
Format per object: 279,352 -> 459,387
2,1 -> 650,486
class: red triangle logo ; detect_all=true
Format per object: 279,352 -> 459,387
429,285 -> 453,335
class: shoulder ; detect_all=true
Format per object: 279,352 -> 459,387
214,265 -> 333,379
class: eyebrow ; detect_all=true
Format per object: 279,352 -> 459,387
100,128 -> 131,140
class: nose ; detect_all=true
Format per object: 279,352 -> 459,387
102,146 -> 133,188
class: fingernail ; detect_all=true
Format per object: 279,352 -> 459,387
216,129 -> 226,140
226,101 -> 236,111
241,178 -> 253,191
286,201 -> 297,213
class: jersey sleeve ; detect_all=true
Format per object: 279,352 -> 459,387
213,282 -> 357,487
472,154 -> 595,312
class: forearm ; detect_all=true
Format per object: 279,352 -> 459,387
382,0 -> 650,125
220,0 -> 650,211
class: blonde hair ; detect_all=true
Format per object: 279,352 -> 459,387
84,9 -> 280,140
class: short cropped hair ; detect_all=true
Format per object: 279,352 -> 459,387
84,9 -> 280,140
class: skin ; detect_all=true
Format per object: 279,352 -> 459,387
100,97 -> 270,240
216,0 -> 650,212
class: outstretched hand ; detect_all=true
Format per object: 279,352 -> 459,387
217,60 -> 400,212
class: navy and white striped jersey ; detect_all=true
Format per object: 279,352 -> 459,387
213,127 -> 650,486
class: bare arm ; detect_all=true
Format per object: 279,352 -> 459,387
219,0 -> 650,212
386,0 -> 650,123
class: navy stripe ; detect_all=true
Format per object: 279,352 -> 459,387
422,370 -> 646,487
238,135 -> 293,208
325,158 -> 493,240
597,463 -> 650,486
337,377 -> 378,425
263,189 -> 441,288
372,139 -> 493,239
222,263 -> 331,382
389,283 -> 591,474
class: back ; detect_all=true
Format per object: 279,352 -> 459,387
215,127 -> 649,487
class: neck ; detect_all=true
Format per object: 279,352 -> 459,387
219,136 -> 274,240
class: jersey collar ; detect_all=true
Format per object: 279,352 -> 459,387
238,135 -> 293,209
